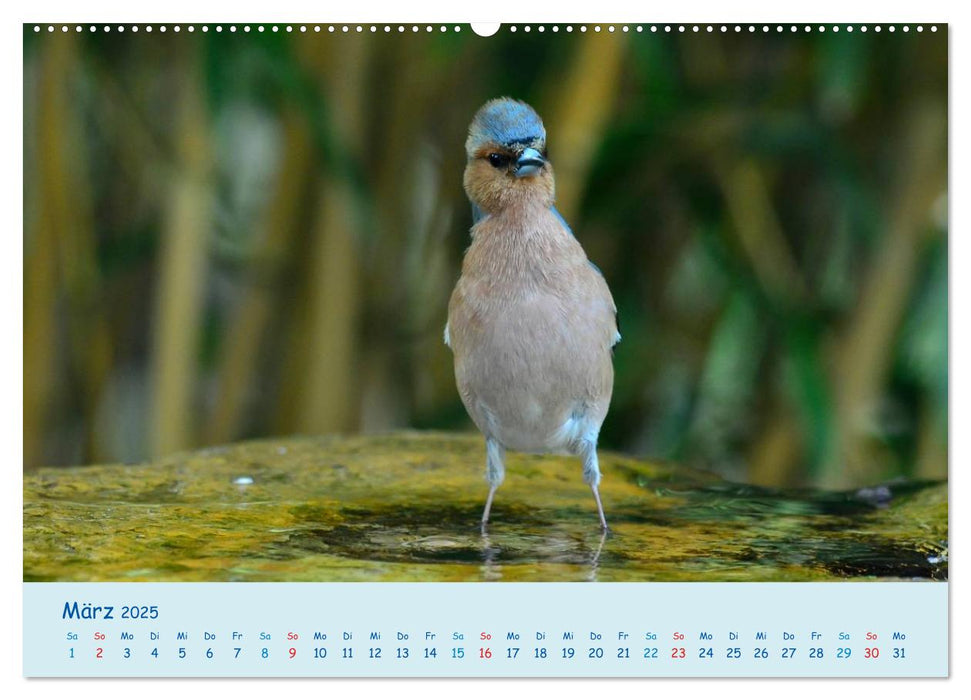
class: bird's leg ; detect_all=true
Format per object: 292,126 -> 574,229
580,439 -> 609,531
481,437 -> 506,532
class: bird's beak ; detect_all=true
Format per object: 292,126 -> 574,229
515,147 -> 546,178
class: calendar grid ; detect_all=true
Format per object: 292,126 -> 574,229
24,582 -> 948,677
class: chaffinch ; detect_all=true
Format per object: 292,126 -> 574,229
446,97 -> 620,531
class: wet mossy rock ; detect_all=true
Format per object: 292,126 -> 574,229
24,432 -> 947,582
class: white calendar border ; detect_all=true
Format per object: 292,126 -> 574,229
3,0 -> 962,697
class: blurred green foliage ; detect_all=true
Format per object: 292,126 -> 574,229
23,25 -> 947,488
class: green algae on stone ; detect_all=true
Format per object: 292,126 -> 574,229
24,432 -> 947,582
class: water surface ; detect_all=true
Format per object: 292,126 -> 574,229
24,433 -> 948,582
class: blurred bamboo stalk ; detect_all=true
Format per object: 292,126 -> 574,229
24,40 -> 62,470
25,33 -> 113,469
402,152 -> 457,416
357,36 -> 429,431
283,35 -> 368,434
546,31 -> 626,223
825,103 -> 947,487
204,112 -> 313,444
713,157 -> 813,484
715,159 -> 808,305
50,63 -> 114,466
748,403 -> 804,486
149,45 -> 213,458
23,199 -> 56,470
299,186 -> 362,433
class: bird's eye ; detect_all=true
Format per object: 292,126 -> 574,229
487,153 -> 510,168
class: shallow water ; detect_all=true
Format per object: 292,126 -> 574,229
23,432 -> 947,582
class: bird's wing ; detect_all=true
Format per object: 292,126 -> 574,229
551,206 -> 621,347
550,205 -> 575,238
471,201 -> 486,226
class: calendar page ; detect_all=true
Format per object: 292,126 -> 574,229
21,19 -> 948,679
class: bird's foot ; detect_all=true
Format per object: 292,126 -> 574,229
480,484 -> 498,533
591,484 -> 609,532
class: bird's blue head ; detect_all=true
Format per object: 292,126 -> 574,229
465,98 -> 547,161
464,98 -> 553,213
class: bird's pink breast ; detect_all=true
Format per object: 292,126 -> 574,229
447,205 -> 616,453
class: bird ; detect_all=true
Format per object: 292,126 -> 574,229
445,97 -> 620,531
